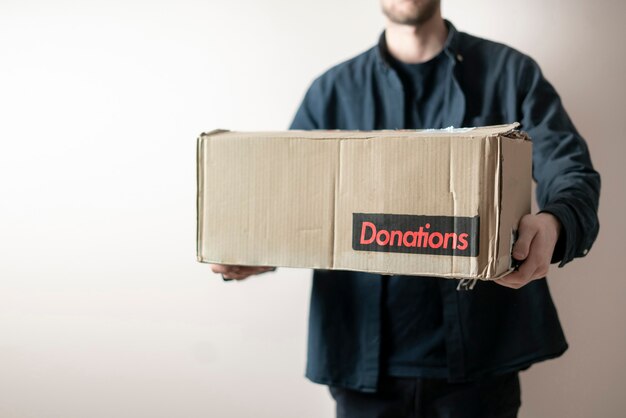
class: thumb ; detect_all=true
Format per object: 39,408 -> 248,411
512,222 -> 535,261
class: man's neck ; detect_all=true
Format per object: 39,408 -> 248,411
385,14 -> 448,64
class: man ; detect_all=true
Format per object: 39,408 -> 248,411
211,0 -> 600,416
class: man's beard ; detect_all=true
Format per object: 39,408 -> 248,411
382,0 -> 441,26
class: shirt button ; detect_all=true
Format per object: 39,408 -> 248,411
582,248 -> 589,255
456,53 -> 464,62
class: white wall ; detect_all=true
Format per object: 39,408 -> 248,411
0,1 -> 623,417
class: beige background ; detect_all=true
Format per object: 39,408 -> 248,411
0,0 -> 624,417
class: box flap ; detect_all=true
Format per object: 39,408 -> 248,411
453,122 -> 521,137
199,124 -> 523,141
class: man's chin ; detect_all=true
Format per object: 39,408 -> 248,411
382,0 -> 439,26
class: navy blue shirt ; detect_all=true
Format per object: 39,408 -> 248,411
290,21 -> 600,392
386,49 -> 446,129
382,48 -> 450,378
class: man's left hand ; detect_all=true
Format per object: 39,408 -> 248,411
496,212 -> 561,290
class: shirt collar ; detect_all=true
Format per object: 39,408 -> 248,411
376,19 -> 461,69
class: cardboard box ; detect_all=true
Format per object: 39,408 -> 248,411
197,123 -> 531,280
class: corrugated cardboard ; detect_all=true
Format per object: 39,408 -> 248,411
197,124 -> 532,280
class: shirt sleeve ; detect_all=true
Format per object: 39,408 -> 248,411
289,73 -> 340,130
518,57 -> 601,267
289,78 -> 323,130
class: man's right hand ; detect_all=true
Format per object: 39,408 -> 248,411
209,264 -> 275,281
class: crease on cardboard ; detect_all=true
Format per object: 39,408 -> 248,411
491,134 -> 503,280
499,122 -> 520,137
329,139 -> 341,270
479,135 -> 499,279
448,137 -> 458,278
480,135 -> 503,279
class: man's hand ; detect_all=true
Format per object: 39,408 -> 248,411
496,213 -> 561,290
209,264 -> 275,281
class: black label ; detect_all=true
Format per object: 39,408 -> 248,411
352,213 -> 479,257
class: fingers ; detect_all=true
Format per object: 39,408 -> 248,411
209,264 -> 275,281
236,266 -> 275,275
496,252 -> 538,289
496,213 -> 560,290
222,272 -> 251,280
496,238 -> 550,289
223,267 -> 273,280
